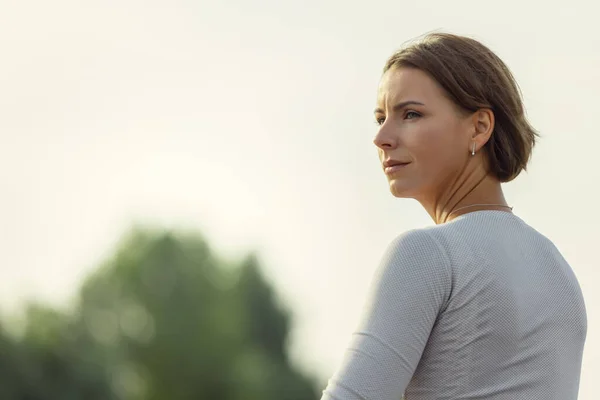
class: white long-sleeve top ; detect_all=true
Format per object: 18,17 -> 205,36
321,210 -> 587,400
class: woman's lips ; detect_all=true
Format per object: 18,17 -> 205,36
384,163 -> 410,175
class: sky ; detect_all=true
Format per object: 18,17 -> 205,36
1,0 -> 598,397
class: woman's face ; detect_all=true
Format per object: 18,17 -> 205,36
374,67 -> 474,200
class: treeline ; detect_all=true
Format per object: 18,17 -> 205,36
0,226 -> 319,400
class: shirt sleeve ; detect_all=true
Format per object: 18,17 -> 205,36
320,229 -> 452,400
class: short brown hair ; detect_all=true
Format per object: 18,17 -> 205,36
384,33 -> 538,182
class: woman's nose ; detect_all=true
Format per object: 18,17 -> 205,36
373,125 -> 398,150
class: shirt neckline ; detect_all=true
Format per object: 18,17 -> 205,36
451,209 -> 517,222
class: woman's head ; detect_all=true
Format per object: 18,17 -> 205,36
373,33 -> 537,200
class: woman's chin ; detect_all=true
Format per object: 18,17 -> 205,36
389,180 -> 415,198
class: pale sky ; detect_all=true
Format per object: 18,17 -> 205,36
1,0 -> 598,397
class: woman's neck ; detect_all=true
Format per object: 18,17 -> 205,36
419,171 -> 509,225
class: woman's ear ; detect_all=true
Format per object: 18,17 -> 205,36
466,108 -> 494,155
472,108 -> 495,145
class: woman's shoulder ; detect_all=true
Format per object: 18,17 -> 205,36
378,228 -> 453,294
422,210 -> 527,248
384,227 -> 452,270
385,215 -> 489,265
387,227 -> 446,252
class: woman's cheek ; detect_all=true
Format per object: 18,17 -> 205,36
409,127 -> 439,162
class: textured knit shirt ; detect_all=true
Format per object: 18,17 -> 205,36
321,210 -> 587,400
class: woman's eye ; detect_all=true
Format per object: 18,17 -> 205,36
375,117 -> 386,126
405,111 -> 420,119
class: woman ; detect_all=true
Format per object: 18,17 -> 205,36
320,33 -> 587,400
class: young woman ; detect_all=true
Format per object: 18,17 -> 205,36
321,33 -> 587,400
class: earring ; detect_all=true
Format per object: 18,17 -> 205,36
471,142 -> 476,156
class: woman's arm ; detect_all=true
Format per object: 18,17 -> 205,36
320,229 -> 452,400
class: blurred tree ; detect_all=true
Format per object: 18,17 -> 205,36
0,304 -> 116,400
0,225 -> 319,400
0,324 -> 25,399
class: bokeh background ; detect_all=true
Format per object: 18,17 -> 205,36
1,0 -> 598,398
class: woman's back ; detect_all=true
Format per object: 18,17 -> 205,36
407,210 -> 587,399
321,210 -> 587,400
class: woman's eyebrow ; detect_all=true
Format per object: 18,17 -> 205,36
374,100 -> 425,114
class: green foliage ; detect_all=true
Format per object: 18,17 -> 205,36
0,226 -> 319,400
